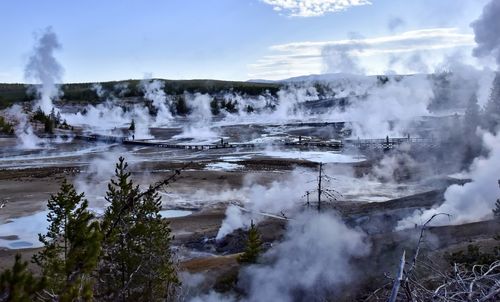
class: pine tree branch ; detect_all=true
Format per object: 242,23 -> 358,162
103,161 -> 192,240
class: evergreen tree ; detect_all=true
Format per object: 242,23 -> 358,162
220,99 -> 227,110
463,93 -> 480,137
44,117 -> 54,134
131,188 -> 179,300
493,199 -> 500,218
98,157 -> 140,300
98,157 -> 179,301
245,105 -> 255,114
33,179 -> 101,301
210,98 -> 220,115
49,108 -> 56,123
0,255 -> 44,301
62,202 -> 102,301
175,96 -> 189,115
238,221 -> 262,264
224,100 -> 238,113
129,119 -> 136,132
493,180 -> 500,219
55,111 -> 62,125
33,106 -> 46,123
0,116 -> 14,135
483,72 -> 500,132
462,94 -> 482,165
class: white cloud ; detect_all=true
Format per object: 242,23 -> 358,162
248,28 -> 475,80
261,0 -> 371,17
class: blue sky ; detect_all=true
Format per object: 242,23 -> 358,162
0,0 -> 490,82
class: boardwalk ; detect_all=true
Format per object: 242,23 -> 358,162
284,141 -> 343,149
344,137 -> 436,149
123,140 -> 256,150
75,134 -> 435,151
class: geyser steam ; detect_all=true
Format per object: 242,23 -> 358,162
140,78 -> 172,126
398,131 -> 500,228
195,212 -> 369,302
24,27 -> 63,114
6,105 -> 43,149
240,212 -> 369,302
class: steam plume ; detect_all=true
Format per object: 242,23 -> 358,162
471,0 -> 500,66
397,131 -> 500,229
5,105 -> 43,149
241,212 -> 369,302
24,27 -> 63,114
322,43 -> 366,75
140,78 -> 172,126
194,212 -> 369,302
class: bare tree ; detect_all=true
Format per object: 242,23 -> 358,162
302,162 -> 342,212
367,213 -> 500,302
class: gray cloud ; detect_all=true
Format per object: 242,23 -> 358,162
471,0 -> 500,65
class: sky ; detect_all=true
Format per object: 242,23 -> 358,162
0,0 -> 491,83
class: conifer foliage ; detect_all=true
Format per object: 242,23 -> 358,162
484,73 -> 500,132
129,119 -> 136,131
98,157 -> 179,301
0,255 -> 44,302
0,157 -> 179,301
33,179 -> 101,301
238,220 -> 263,264
494,199 -> 500,218
493,180 -> 500,219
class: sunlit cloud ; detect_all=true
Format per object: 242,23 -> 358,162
248,28 -> 475,80
261,0 -> 371,17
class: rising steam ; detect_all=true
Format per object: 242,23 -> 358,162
241,212 -> 369,302
140,78 -> 173,126
396,0 -> 500,228
24,27 -> 63,114
471,0 -> 500,66
195,212 -> 369,302
398,131 -> 500,228
5,105 -> 43,149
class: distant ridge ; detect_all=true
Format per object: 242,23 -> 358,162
251,72 -> 422,84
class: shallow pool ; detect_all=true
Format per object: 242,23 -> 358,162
0,209 -> 192,249
262,150 -> 365,164
0,211 -> 49,249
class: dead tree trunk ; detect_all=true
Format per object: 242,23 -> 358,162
317,162 -> 323,213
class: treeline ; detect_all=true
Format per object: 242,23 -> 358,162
0,158 -> 179,301
0,84 -> 33,109
0,116 -> 14,134
32,107 -> 71,133
0,80 -> 282,109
